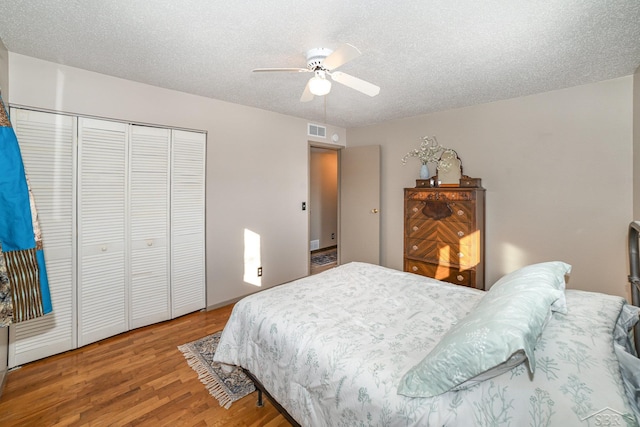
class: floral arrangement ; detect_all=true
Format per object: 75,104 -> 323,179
401,136 -> 445,165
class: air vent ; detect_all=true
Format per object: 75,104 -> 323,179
308,123 -> 326,138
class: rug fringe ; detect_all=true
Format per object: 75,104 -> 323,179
178,344 -> 234,409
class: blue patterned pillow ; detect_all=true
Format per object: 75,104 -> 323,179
397,262 -> 569,398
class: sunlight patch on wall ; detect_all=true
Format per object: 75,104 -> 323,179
499,242 -> 527,277
244,228 -> 262,287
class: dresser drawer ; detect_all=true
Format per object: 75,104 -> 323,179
406,189 -> 475,202
406,219 -> 473,243
406,238 -> 477,267
404,260 -> 474,287
406,200 -> 474,223
406,238 -> 437,259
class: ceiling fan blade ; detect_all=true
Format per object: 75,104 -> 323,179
330,71 -> 380,97
252,67 -> 310,73
322,43 -> 361,71
300,79 -> 314,102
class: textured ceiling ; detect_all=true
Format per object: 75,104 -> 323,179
0,1 -> 639,128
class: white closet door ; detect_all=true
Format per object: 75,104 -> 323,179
8,109 -> 76,367
171,130 -> 206,317
77,118 -> 128,346
129,125 -> 170,329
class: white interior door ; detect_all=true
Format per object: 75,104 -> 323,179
129,125 -> 171,329
339,145 -> 381,264
171,130 -> 206,317
9,108 -> 76,367
77,118 -> 128,346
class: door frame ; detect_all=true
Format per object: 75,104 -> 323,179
308,141 -> 342,275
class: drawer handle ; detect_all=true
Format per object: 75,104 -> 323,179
457,210 -> 464,216
457,231 -> 464,237
412,226 -> 419,232
458,252 -> 464,258
101,246 -> 107,252
412,245 -> 419,251
457,275 -> 464,281
412,266 -> 418,272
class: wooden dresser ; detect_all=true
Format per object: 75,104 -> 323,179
404,185 -> 485,290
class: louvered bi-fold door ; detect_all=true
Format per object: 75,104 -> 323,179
129,125 -> 170,329
171,130 -> 206,317
8,109 -> 76,367
77,118 -> 128,346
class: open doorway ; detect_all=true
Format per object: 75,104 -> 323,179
309,146 -> 338,274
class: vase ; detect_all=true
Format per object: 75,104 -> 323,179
419,163 -> 429,179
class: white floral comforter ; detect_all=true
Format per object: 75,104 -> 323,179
213,262 -> 640,426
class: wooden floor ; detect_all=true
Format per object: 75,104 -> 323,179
0,304 -> 291,427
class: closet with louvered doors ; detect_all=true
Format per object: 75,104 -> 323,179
9,109 -> 206,366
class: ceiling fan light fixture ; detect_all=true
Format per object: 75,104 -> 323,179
308,75 -> 331,96
254,44 -> 379,101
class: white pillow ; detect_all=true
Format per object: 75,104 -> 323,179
397,262 -> 570,398
491,261 -> 571,314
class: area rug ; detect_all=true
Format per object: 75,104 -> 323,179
178,331 -> 255,409
311,249 -> 337,266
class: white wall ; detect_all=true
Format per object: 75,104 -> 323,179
7,53 -> 347,308
348,77 -> 634,298
634,67 -> 640,219
0,39 -> 7,100
8,52 -> 635,302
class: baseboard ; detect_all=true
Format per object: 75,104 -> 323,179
0,368 -> 7,398
311,245 -> 337,254
205,275 -> 312,312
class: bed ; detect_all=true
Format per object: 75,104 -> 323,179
213,260 -> 640,426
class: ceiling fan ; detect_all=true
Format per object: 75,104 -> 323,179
252,44 -> 380,102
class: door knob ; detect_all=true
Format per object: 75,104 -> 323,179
371,208 -> 379,214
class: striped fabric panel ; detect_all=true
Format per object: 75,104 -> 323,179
3,248 -> 44,322
0,244 -> 12,326
0,100 -> 9,127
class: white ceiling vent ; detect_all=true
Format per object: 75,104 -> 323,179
308,123 -> 326,138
